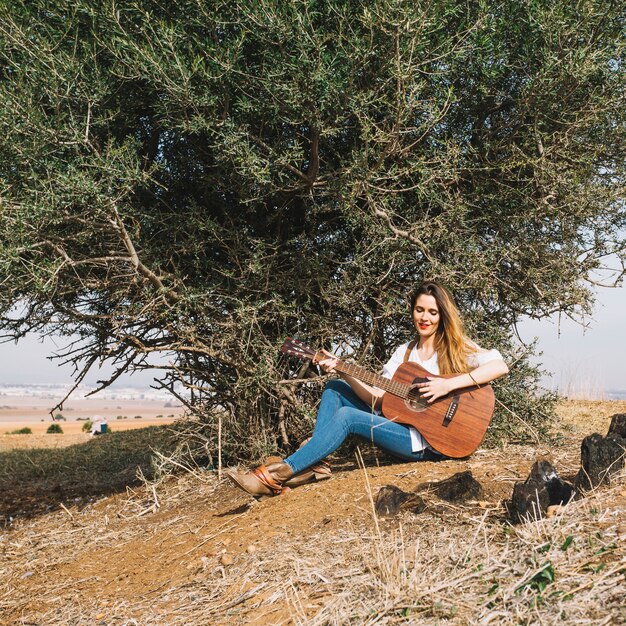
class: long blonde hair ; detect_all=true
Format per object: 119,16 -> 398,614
410,282 -> 475,375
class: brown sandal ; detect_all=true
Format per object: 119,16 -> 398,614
262,437 -> 332,488
227,463 -> 290,497
284,460 -> 332,487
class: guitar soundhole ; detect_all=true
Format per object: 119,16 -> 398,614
406,384 -> 429,412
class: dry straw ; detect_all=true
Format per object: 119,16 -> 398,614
1,454 -> 624,624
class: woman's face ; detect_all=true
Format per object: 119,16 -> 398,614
413,294 -> 440,340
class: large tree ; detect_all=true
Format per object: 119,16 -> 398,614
0,0 -> 624,462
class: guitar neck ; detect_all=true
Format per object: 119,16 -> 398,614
334,360 -> 410,400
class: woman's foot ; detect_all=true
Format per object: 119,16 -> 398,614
283,461 -> 332,487
227,461 -> 294,497
262,438 -> 332,488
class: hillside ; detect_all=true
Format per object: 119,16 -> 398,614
1,400 -> 625,625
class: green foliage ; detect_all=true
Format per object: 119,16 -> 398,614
516,562 -> 556,594
0,0 -> 624,462
46,423 -> 63,434
9,427 -> 32,435
81,420 -> 93,432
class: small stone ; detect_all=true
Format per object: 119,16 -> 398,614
417,470 -> 483,503
375,485 -> 410,516
478,501 -> 489,509
246,544 -> 257,553
220,554 -> 234,566
511,482 -> 550,521
95,614 -> 106,620
616,525 -> 626,538
222,537 -> 232,546
375,485 -> 425,516
509,460 -> 574,522
546,505 -> 565,518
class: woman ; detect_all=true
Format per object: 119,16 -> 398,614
228,281 -> 509,496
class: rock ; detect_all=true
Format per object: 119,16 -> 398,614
574,432 -> 626,493
375,485 -> 406,516
511,482 -> 551,521
608,414 -> 626,438
418,470 -> 483,503
510,460 -> 574,522
220,554 -> 234,566
374,485 -> 426,517
531,460 -> 575,505
546,505 -> 565,518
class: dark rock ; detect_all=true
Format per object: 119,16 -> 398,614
511,482 -> 551,522
375,485 -> 406,516
529,460 -> 575,505
574,432 -> 626,493
608,414 -> 626,438
417,470 -> 483,503
375,485 -> 426,517
510,460 -> 574,522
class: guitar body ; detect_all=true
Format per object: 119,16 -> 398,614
381,362 -> 495,458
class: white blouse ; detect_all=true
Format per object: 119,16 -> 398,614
380,341 -> 505,452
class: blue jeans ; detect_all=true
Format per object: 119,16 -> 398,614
284,379 -> 441,474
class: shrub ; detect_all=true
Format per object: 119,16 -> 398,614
9,427 -> 32,434
82,420 -> 93,432
46,423 -> 63,434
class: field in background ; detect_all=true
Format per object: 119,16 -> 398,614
0,385 -> 185,450
555,398 -> 626,437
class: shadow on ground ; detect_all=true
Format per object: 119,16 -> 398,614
0,426 -> 176,524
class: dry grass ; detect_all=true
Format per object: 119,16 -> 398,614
1,400 -> 625,625
1,459 -> 624,624
0,425 -> 177,522
555,399 -> 626,438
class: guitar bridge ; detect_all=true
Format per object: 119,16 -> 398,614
443,395 -> 460,427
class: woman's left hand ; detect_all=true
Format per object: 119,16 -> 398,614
417,376 -> 453,403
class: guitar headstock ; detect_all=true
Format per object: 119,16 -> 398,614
280,337 -> 320,362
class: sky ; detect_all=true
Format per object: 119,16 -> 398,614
517,282 -> 626,395
0,283 -> 624,394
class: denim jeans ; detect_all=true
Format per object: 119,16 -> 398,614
284,379 -> 441,474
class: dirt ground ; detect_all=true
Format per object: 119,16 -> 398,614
1,400 -> 625,625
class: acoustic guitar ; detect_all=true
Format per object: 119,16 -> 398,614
281,338 -> 495,458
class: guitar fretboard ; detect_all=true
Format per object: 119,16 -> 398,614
334,361 -> 411,399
